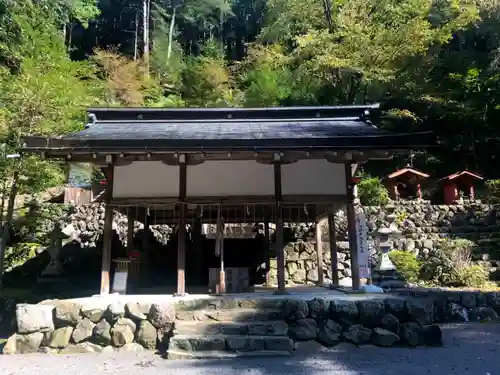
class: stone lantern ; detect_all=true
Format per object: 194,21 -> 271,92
372,227 -> 405,288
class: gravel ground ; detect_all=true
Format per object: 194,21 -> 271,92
1,323 -> 500,375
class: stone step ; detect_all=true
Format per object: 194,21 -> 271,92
169,334 -> 294,353
174,320 -> 288,336
167,349 -> 292,360
175,308 -> 283,322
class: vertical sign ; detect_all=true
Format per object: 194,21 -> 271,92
355,208 -> 371,279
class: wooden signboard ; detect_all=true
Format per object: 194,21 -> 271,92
112,271 -> 128,294
355,208 -> 371,279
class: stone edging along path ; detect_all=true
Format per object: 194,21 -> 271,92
2,289 -> 499,356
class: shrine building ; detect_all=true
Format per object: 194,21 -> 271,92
21,105 -> 435,295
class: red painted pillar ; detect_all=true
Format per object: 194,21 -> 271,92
469,184 -> 475,201
417,184 -> 422,199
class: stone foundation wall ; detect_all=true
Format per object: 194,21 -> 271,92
2,299 -> 175,355
4,290 -> 500,355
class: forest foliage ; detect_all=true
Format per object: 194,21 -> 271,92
1,0 -> 500,204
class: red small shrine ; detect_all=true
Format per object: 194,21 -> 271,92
438,170 -> 483,205
385,167 -> 430,200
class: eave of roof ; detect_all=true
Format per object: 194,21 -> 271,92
437,170 -> 483,183
387,168 -> 430,179
20,105 -> 437,154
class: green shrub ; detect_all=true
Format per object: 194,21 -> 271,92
451,264 -> 489,288
486,179 -> 500,204
419,239 -> 489,287
388,250 -> 421,283
357,177 -> 389,206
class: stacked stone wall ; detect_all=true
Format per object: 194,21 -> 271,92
269,200 -> 500,285
2,299 -> 175,354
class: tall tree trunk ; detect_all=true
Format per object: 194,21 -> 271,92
0,170 -> 19,286
134,10 -> 139,61
167,7 -> 177,65
321,0 -> 334,33
143,0 -> 151,75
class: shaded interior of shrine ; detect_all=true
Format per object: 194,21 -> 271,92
96,203 -> 332,294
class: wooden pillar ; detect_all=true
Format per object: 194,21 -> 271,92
127,210 -> 135,252
216,203 -> 225,294
193,206 -> 203,285
264,214 -> 270,286
176,157 -> 187,296
142,212 -> 150,251
100,162 -> 114,295
328,207 -> 339,287
274,162 -> 286,293
345,163 -> 360,290
315,220 -> 324,285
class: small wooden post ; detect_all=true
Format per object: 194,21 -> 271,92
100,162 -> 114,295
176,157 -> 187,296
274,162 -> 286,293
142,212 -> 150,252
193,206 -> 203,285
316,220 -> 324,285
328,206 -> 339,287
216,203 -> 225,294
264,214 -> 270,286
345,163 -> 360,290
127,210 -> 134,253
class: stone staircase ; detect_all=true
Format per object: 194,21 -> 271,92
167,302 -> 293,359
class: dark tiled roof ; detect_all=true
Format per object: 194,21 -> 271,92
66,119 -> 387,141
21,105 -> 436,152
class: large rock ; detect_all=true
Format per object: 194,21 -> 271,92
288,318 -> 318,341
317,319 -> 342,346
371,327 -> 399,347
110,323 -> 134,347
446,303 -> 469,322
61,342 -> 103,354
329,300 -> 359,327
125,302 -> 147,321
399,322 -> 423,347
468,306 -> 499,321
136,320 -> 157,349
48,326 -> 74,349
384,298 -> 408,321
106,302 -> 126,322
343,324 -> 372,346
54,301 -> 82,327
16,304 -> 55,334
116,342 -> 145,353
421,324 -> 443,346
2,332 -> 44,354
307,298 -> 327,320
282,300 -> 309,322
379,313 -> 399,333
92,319 -> 112,346
148,303 -> 175,329
72,318 -> 95,343
81,308 -> 105,323
405,299 -> 434,325
114,318 -> 136,333
357,300 -> 385,327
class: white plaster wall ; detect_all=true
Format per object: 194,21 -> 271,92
186,161 -> 274,197
281,160 -> 346,196
113,161 -> 179,198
